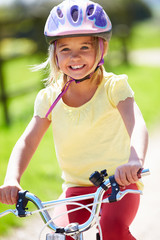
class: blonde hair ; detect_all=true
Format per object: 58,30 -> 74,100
35,37 -> 108,87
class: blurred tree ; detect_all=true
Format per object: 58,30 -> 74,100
0,2 -> 49,125
98,0 -> 152,63
101,0 -> 151,25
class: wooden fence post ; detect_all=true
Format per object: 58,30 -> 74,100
0,58 -> 10,125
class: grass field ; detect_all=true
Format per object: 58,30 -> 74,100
131,19 -> 160,49
0,18 -> 160,235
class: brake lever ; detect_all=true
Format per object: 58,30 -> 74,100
0,209 -> 18,217
116,189 -> 142,201
108,175 -> 120,203
0,208 -> 32,218
105,175 -> 143,203
16,190 -> 29,217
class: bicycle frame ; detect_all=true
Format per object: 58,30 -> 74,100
0,168 -> 150,240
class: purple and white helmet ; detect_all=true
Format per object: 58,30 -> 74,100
44,0 -> 112,44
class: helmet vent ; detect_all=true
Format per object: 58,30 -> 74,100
71,5 -> 79,22
86,4 -> 94,16
57,8 -> 63,18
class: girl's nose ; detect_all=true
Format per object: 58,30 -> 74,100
70,51 -> 81,60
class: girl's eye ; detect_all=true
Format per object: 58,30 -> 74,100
61,48 -> 70,52
81,46 -> 89,50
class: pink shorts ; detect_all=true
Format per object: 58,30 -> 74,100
53,184 -> 140,240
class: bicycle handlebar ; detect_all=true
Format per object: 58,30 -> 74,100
0,168 -> 150,236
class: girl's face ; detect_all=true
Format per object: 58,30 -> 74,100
56,36 -> 97,80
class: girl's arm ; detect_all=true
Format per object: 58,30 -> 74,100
0,116 -> 51,205
115,97 -> 148,186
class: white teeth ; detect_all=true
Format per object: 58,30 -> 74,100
71,65 -> 84,69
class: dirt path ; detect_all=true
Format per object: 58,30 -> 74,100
129,48 -> 160,67
130,125 -> 160,240
1,125 -> 160,240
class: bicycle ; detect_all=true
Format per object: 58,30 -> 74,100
0,168 -> 150,240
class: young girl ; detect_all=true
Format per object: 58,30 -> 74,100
0,0 -> 148,239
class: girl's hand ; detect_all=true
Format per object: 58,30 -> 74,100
0,180 -> 22,205
115,161 -> 143,186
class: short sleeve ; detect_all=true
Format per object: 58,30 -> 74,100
34,87 -> 54,121
107,74 -> 134,107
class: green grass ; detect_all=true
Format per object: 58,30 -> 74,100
131,19 -> 160,49
2,55 -> 41,92
0,54 -> 47,126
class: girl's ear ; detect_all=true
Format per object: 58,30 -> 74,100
103,41 -> 108,56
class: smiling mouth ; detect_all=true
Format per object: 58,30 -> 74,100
69,65 -> 85,70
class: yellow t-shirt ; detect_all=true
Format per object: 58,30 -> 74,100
34,71 -> 142,189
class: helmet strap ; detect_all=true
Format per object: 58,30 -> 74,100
45,79 -> 75,118
97,38 -> 104,66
